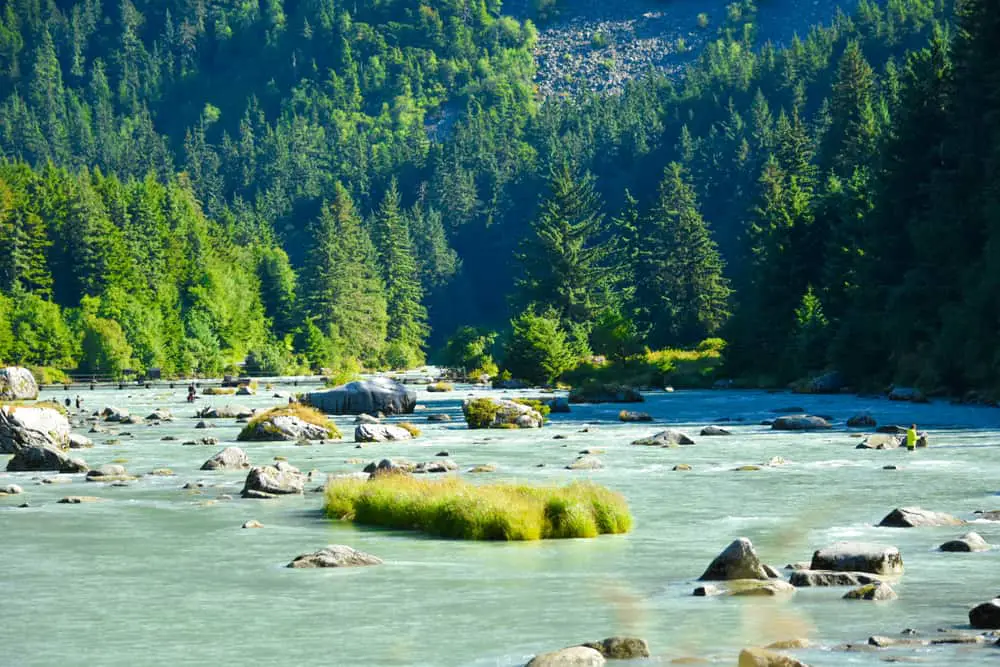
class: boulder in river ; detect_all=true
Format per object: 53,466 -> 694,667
789,570 -> 881,587
238,408 -> 340,442
888,386 -> 928,403
0,367 -> 38,400
412,459 -> 458,474
287,544 -> 383,568
631,429 -> 695,447
700,425 -> 732,436
85,464 -> 134,482
146,409 -> 172,421
843,581 -> 897,601
794,371 -> 846,394
355,413 -> 380,424
699,538 -> 771,581
101,406 -> 129,422
427,414 -> 451,423
201,447 -> 251,471
771,415 -> 831,431
694,579 -> 795,597
580,637 -> 649,660
7,444 -> 87,473
568,383 -> 643,404
305,378 -> 416,416
566,455 -> 603,470
196,405 -> 254,419
68,433 -> 93,449
810,542 -> 903,575
462,397 -> 544,429
738,647 -> 809,667
241,462 -> 304,498
878,507 -> 963,528
527,646 -> 606,667
354,423 -> 415,443
856,434 -> 903,450
877,425 -> 908,434
0,404 -> 70,453
847,413 -> 876,428
618,410 -> 652,423
939,531 -> 991,552
969,600 -> 1000,629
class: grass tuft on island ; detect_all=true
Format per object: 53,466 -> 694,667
239,404 -> 342,439
324,476 -> 632,541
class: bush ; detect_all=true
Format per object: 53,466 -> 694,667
503,309 -> 577,385
697,12 -> 710,29
240,404 -> 342,439
28,366 -> 71,385
384,340 -> 424,370
427,381 -> 454,392
324,476 -> 632,541
441,326 -> 498,376
463,397 -> 502,429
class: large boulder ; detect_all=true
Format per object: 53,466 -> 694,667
201,447 -> 251,471
355,423 -> 414,443
580,637 -> 649,660
940,531 -> 991,552
809,543 -> 903,575
305,378 -> 416,416
462,398 -> 544,429
969,600 -> 1000,629
239,415 -> 337,442
738,648 -> 809,667
196,405 -> 254,419
100,406 -> 129,422
888,386 -> 928,403
847,413 -> 877,428
0,367 -> 38,400
843,581 -> 897,601
796,371 -> 846,394
568,384 -> 643,404
527,646 -> 606,667
7,444 -> 87,473
566,455 -> 604,470
699,538 -> 771,581
618,410 -> 652,423
856,434 -> 903,450
0,404 -> 70,453
287,545 -> 383,568
631,429 -> 695,447
878,507 -> 963,528
241,462 -> 304,498
700,425 -> 732,436
771,415 -> 831,431
789,571 -> 881,587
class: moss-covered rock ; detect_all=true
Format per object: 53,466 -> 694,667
237,406 -> 341,442
462,397 -> 544,429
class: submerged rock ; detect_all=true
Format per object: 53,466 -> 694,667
856,434 -> 902,450
85,464 -> 134,482
940,531 -> 991,552
694,579 -> 795,597
427,414 -> 451,422
287,544 -> 383,568
305,378 -> 416,416
412,459 -> 459,474
888,386 -> 927,403
878,507 -> 963,528
843,581 -> 897,601
568,384 -> 642,404
0,366 -> 39,400
67,433 -> 93,449
810,542 -> 903,575
0,404 -> 71,453
738,647 -> 809,666
196,405 -> 254,419
354,423 -> 414,443
201,447 -> 251,471
242,519 -> 263,529
566,455 -> 603,470
241,463 -> 304,498
771,415 -> 831,431
700,425 -> 732,436
699,538 -> 771,581
527,646 -> 606,667
355,414 -> 380,424
631,429 -> 695,447
580,637 -> 649,660
618,410 -> 652,422
57,495 -> 102,504
7,444 -> 87,473
789,571 -> 881,587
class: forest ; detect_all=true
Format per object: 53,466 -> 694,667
0,0 -> 997,398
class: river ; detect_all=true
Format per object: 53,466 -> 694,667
3,384 -> 999,666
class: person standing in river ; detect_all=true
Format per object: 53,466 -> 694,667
906,424 -> 918,451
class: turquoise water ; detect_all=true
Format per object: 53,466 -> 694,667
3,385 -> 1000,666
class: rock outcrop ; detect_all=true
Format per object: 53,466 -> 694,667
462,397 -> 545,429
771,415 -> 831,431
618,410 -> 652,422
939,531 -> 991,552
6,444 -> 87,473
201,447 -> 251,471
843,581 -> 897,600
0,367 -> 38,400
631,429 -> 695,446
305,378 -> 416,416
241,462 -> 304,498
699,538 -> 771,581
355,423 -> 415,442
238,414 -> 337,442
809,542 -> 903,575
287,544 -> 383,568
789,571 -> 881,587
0,404 -> 70,453
700,425 -> 732,436
878,507 -> 963,528
580,637 -> 649,660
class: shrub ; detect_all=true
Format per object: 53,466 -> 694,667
202,387 -> 236,395
324,476 -> 632,541
464,397 -> 502,429
441,327 -> 498,376
427,381 -> 454,392
503,309 -> 577,385
697,12 -> 710,28
240,404 -> 342,439
397,422 -> 422,437
512,398 -> 551,418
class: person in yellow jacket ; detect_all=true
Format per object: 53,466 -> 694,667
906,424 -> 918,451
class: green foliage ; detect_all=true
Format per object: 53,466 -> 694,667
463,398 -> 503,429
79,314 -> 134,378
503,308 -> 577,385
240,405 -> 341,440
590,308 -> 643,362
324,476 -> 632,541
564,342 -> 725,389
441,326 -> 498,375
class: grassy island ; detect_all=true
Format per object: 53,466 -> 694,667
238,405 -> 342,440
324,477 -> 632,541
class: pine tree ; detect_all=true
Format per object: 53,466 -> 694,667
634,163 -> 730,347
514,163 -> 611,327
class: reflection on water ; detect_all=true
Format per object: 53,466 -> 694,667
3,385 -> 1000,666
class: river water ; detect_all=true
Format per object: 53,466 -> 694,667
3,385 -> 1000,666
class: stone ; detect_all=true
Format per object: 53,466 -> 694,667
355,414 -> 380,424
766,640 -> 811,650
810,542 -> 903,575
699,538 -> 770,581
700,425 -> 731,436
121,414 -> 144,425
239,415 -> 336,442
7,444 -> 87,473
2,484 -> 23,495
568,384 -> 643,404
969,600 -> 1000,629
412,459 -> 459,474
527,646 -> 606,667
146,409 -> 172,421
354,423 -> 414,443
694,579 -> 795,597
618,410 -> 652,422
843,581 -> 897,601
542,396 -> 571,413
631,429 -> 695,447
196,405 -> 254,419
201,447 -> 251,471
305,378 -> 416,415
673,464 -> 692,471
0,367 -> 38,400
878,507 -> 963,528
241,463 -> 304,498
580,637 -> 649,660
67,433 -> 93,449
889,386 -> 928,403
771,415 -> 831,431
235,385 -> 255,396
738,648 -> 809,667
85,464 -> 133,482
798,371 -> 846,394
469,464 -> 497,473
847,413 -> 877,428
195,421 -> 209,429
856,434 -> 902,450
427,414 -> 451,422
57,496 -> 102,504
462,397 -> 545,429
242,520 -> 263,529
566,455 -> 603,470
287,544 -> 383,568
789,570 -> 881,587
940,531 -> 991,552
182,437 -> 219,446
0,404 -> 71,453
101,406 -> 129,422
364,459 -> 414,476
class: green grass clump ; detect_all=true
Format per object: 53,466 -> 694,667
203,387 -> 236,395
398,421 -> 422,437
563,340 -> 725,390
464,397 -> 502,429
511,398 -> 551,417
427,382 -> 454,392
239,404 -> 342,439
324,476 -> 632,541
